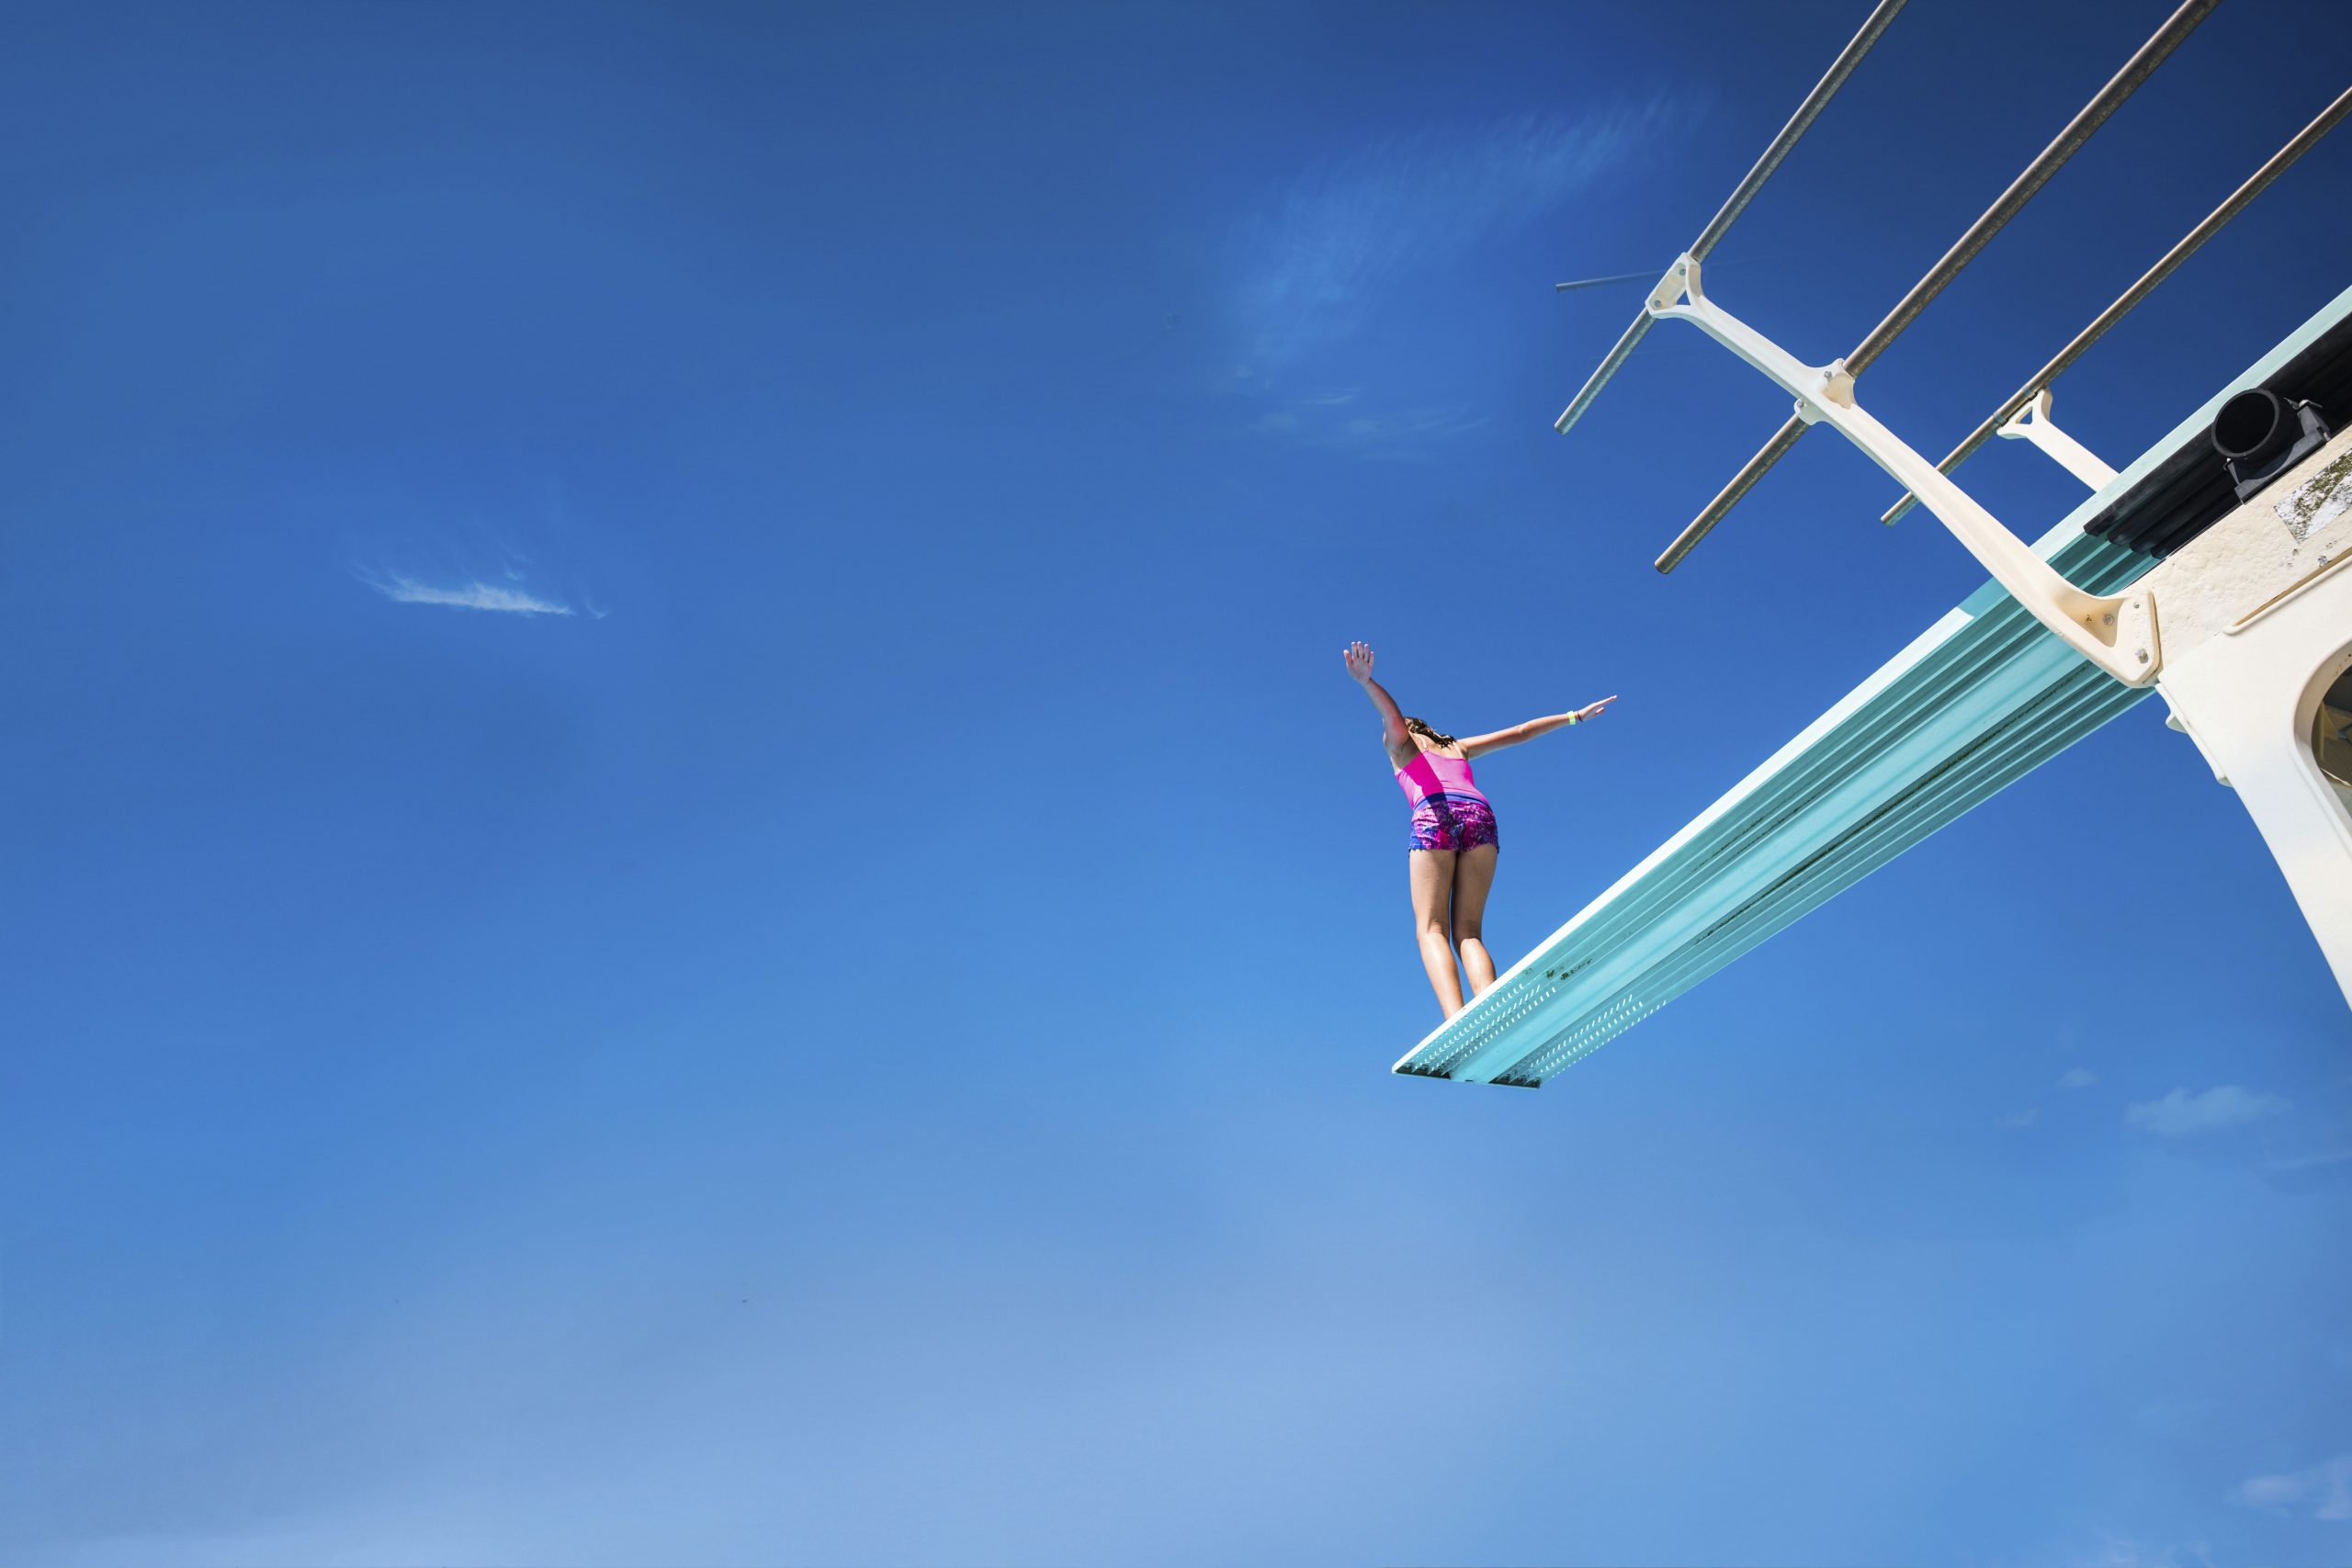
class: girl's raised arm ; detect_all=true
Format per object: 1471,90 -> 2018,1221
1342,640 -> 1412,752
1458,695 -> 1617,759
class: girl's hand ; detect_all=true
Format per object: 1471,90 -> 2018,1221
1577,695 -> 1618,722
1342,640 -> 1375,684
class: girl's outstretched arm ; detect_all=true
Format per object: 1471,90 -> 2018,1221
1458,695 -> 1617,759
1342,640 -> 1412,754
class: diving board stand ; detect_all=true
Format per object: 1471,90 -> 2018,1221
1398,282 -> 2352,1088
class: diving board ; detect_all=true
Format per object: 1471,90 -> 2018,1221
1398,283 -> 2352,1088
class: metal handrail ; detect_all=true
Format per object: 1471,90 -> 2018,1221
1882,81 -> 2352,523
1651,0 -> 2220,573
1552,0 -> 1906,437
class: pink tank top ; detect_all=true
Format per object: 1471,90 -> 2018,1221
1395,749 -> 1487,808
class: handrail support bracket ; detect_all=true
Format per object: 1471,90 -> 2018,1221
1645,255 -> 2160,686
1997,389 -> 2122,491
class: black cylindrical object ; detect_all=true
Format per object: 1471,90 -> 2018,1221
2212,388 -> 2296,462
2212,387 -> 2332,502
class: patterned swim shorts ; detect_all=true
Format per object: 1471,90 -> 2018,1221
1408,793 -> 1499,853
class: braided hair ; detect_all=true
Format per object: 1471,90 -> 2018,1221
1403,716 -> 1458,749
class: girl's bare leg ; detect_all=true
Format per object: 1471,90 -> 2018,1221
1408,849 -> 1465,1015
1451,842 -> 1500,999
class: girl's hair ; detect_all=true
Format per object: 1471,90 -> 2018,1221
1403,716 -> 1457,748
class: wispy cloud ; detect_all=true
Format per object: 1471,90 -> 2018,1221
346,489 -> 601,622
2270,1144 -> 2352,1174
2235,1452 -> 2352,1519
1251,403 -> 1488,455
365,573 -> 573,616
1233,96 -> 1697,375
2075,1535 -> 2215,1568
2125,1086 -> 2290,1138
2002,1066 -> 2097,1130
1225,96 -> 1698,457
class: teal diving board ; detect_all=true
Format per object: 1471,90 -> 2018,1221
1396,282 -> 2352,1088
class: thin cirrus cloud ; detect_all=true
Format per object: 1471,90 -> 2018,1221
2236,1452 -> 2352,1519
1251,402 -> 1489,453
1231,95 -> 1699,378
2123,1085 -> 2290,1137
366,573 -> 574,616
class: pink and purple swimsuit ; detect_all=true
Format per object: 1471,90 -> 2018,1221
1396,750 -> 1499,852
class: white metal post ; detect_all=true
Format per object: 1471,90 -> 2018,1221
1997,389 -> 2121,491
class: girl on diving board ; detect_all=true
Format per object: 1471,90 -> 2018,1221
1343,640 -> 1615,1018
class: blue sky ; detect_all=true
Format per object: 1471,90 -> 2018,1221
4,2 -> 2351,1563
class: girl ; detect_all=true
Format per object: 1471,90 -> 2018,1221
1342,640 -> 1615,1017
